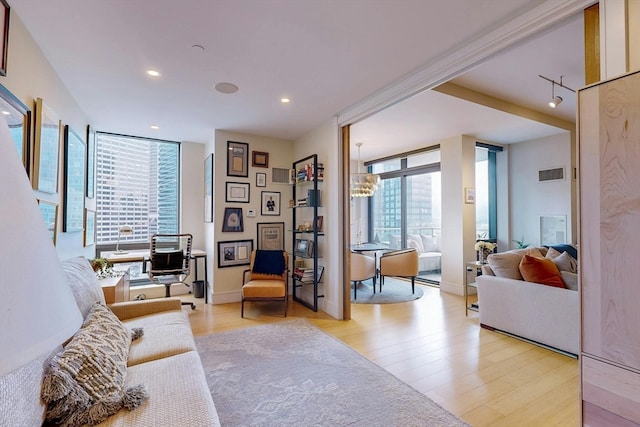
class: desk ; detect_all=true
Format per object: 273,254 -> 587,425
351,243 -> 389,289
102,249 -> 209,303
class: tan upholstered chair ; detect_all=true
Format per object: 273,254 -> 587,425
379,248 -> 419,294
241,250 -> 289,317
350,252 -> 376,299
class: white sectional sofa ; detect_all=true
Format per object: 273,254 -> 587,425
476,246 -> 579,356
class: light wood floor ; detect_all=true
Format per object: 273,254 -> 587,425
183,284 -> 579,426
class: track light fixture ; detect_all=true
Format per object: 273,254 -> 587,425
539,75 -> 574,109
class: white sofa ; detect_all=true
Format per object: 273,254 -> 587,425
0,257 -> 221,426
476,247 -> 579,356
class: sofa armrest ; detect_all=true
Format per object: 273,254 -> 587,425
109,298 -> 182,320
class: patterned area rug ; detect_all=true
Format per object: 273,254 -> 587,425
351,276 -> 424,304
195,319 -> 469,427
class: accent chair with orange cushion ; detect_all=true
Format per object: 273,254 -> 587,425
241,250 -> 289,318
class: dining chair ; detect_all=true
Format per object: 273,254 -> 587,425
350,252 -> 376,299
379,248 -> 419,294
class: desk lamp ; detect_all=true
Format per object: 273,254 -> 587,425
115,225 -> 133,253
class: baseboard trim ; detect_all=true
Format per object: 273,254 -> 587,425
483,324 -> 578,359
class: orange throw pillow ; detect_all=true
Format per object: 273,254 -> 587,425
519,254 -> 566,288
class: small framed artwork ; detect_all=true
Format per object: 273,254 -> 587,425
464,187 -> 475,204
252,151 -> 269,168
83,208 -> 96,247
37,199 -> 58,245
0,0 -> 9,77
63,125 -> 86,232
0,84 -> 31,177
217,239 -> 253,268
256,172 -> 267,187
227,140 -> 249,177
261,191 -> 281,216
33,98 -> 61,194
222,207 -> 244,232
225,181 -> 250,203
540,215 -> 567,246
204,153 -> 213,222
257,222 -> 285,251
86,125 -> 96,198
294,238 -> 314,258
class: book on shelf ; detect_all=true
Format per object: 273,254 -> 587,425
292,266 -> 324,282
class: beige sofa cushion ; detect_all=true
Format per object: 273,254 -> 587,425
96,352 -> 221,427
487,249 -> 528,280
123,310 -> 196,366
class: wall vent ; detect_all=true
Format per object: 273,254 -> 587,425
538,167 -> 565,182
272,168 -> 291,184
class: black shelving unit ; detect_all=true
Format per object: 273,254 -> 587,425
291,154 -> 324,311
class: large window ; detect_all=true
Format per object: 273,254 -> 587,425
95,133 -> 180,248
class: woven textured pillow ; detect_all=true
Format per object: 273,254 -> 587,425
42,303 -> 147,426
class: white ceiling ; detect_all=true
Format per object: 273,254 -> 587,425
12,1 -> 585,160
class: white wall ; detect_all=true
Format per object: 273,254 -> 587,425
508,131 -> 574,248
210,130 -> 294,303
3,14 -> 92,261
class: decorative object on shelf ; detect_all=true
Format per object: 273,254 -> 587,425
227,141 -> 249,177
261,191 -> 280,216
0,0 -> 9,76
256,172 -> 266,187
314,215 -> 323,232
204,153 -> 213,222
225,181 -> 250,203
294,238 -> 314,258
63,125 -> 86,232
222,207 -> 244,232
351,142 -> 379,197
33,98 -> 61,194
474,240 -> 496,264
464,187 -> 475,204
115,225 -> 133,253
83,208 -> 95,247
257,222 -> 284,250
512,237 -> 530,249
251,151 -> 269,168
37,199 -> 58,245
217,239 -> 253,268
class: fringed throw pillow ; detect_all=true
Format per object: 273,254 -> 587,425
42,303 -> 147,426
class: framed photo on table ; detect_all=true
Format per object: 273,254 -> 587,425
257,222 -> 285,250
261,191 -> 280,216
63,125 -> 86,232
227,141 -> 248,177
225,181 -> 250,203
217,239 -> 253,268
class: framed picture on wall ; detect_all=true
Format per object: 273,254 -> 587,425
257,222 -> 285,251
256,172 -> 266,187
37,199 -> 58,245
0,0 -> 9,77
0,84 -> 31,177
261,191 -> 280,216
217,239 -> 253,268
252,151 -> 269,168
32,98 -> 61,194
83,208 -> 96,247
227,141 -> 249,177
222,207 -> 244,232
63,125 -> 86,232
86,125 -> 96,198
225,181 -> 250,203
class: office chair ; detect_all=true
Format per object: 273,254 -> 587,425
148,233 -> 195,310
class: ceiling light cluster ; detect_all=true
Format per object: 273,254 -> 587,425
539,74 -> 575,109
350,143 -> 380,198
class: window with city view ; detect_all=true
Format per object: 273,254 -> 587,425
95,133 -> 180,248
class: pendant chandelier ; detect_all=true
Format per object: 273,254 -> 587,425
350,143 -> 380,197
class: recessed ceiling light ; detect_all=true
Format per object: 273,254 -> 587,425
215,82 -> 239,94
1,111 -> 9,115
150,125 -> 159,130
281,97 -> 291,104
146,70 -> 161,77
